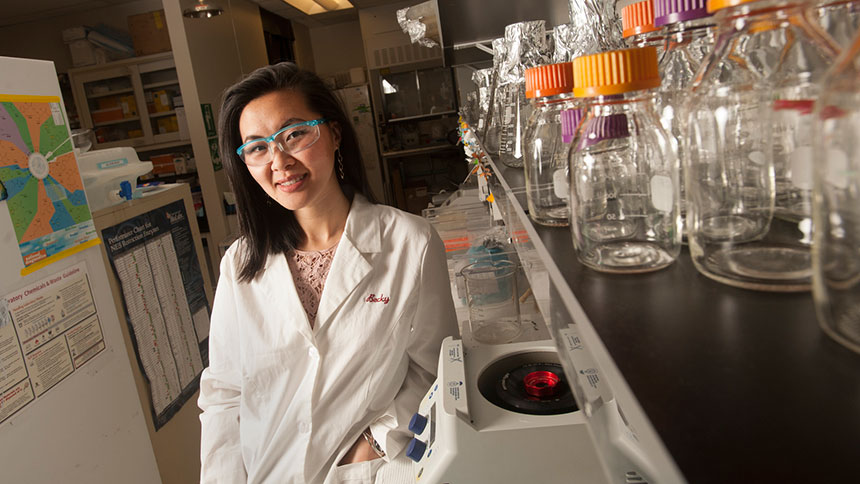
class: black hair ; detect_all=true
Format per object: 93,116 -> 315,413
219,62 -> 374,282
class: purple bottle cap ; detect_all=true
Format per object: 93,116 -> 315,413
561,109 -> 584,144
579,114 -> 630,148
654,0 -> 710,27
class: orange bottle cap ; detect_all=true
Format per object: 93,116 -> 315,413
622,0 -> 659,38
525,62 -> 575,99
572,47 -> 661,97
707,0 -> 759,13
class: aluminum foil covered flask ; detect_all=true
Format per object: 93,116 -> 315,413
569,47 -> 681,273
484,38 -> 507,155
813,32 -> 860,354
523,62 -> 577,227
496,21 -> 550,169
685,0 -> 839,291
654,0 -> 716,240
471,68 -> 494,137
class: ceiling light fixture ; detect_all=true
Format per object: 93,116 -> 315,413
281,0 -> 353,16
311,0 -> 339,11
183,0 -> 224,18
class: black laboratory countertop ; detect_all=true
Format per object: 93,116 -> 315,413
497,164 -> 860,484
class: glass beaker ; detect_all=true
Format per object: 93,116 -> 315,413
813,31 -> 860,354
461,260 -> 522,344
497,21 -> 550,169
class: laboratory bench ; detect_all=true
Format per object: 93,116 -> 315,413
483,155 -> 860,484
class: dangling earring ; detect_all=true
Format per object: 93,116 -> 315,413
336,149 -> 345,180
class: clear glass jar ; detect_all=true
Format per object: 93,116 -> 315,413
496,21 -> 550,169
813,32 -> 860,353
685,0 -> 839,291
654,0 -> 716,239
523,62 -> 577,226
569,47 -> 681,273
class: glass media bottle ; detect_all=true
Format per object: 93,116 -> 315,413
813,32 -> 860,354
685,0 -> 839,291
523,62 -> 577,226
569,46 -> 681,273
622,0 -> 667,55
653,0 -> 716,239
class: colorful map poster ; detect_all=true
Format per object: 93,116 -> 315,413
0,94 -> 99,275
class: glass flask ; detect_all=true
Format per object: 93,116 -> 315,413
685,0 -> 839,291
569,47 -> 681,273
813,32 -> 860,354
654,0 -> 716,239
497,21 -> 550,169
523,62 -> 577,226
622,0 -> 667,55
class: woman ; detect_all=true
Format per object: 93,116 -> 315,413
199,62 -> 458,483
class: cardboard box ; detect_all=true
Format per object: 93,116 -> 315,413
404,184 -> 432,214
150,153 -> 176,176
69,39 -> 97,67
92,106 -> 123,124
128,10 -> 171,56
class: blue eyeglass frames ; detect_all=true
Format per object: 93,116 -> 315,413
236,118 -> 328,166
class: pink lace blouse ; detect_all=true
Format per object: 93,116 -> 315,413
286,243 -> 338,327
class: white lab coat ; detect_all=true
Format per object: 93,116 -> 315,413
199,195 -> 458,483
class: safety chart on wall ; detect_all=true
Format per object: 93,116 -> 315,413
101,200 -> 209,429
0,95 -> 100,274
0,262 -> 105,425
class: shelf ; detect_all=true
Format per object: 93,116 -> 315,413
134,140 -> 192,152
93,116 -> 140,127
381,144 -> 459,158
384,110 -> 458,123
87,88 -> 134,99
143,80 -> 179,90
478,138 -> 860,483
148,110 -> 177,119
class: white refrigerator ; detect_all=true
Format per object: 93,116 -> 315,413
0,57 -> 160,483
336,85 -> 386,203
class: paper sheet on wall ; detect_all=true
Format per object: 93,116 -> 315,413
0,262 -> 106,425
101,200 -> 209,429
0,95 -> 100,275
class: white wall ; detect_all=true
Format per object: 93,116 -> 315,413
0,0 -> 163,73
308,20 -> 366,77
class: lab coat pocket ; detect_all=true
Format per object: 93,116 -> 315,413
334,457 -> 384,484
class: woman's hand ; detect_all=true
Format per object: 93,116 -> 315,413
338,429 -> 383,465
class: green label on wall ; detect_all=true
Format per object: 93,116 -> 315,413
209,137 -> 222,171
202,104 -> 216,137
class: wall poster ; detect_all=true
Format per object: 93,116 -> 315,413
101,200 -> 209,429
0,95 -> 100,275
0,261 -> 105,425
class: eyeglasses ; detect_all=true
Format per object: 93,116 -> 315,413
236,118 -> 328,166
